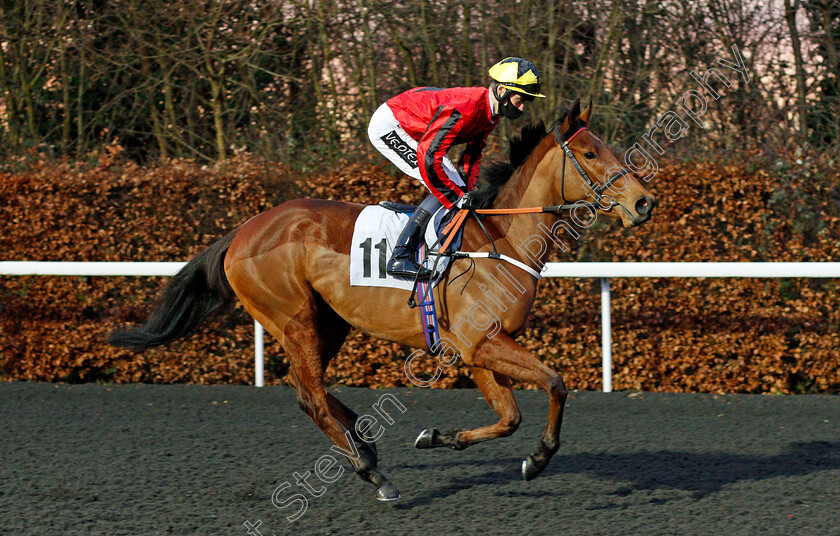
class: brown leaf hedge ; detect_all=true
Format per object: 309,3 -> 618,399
1,145 -> 838,393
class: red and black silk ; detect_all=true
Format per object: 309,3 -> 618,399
386,86 -> 497,209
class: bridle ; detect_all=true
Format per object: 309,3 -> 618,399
430,121 -> 636,269
409,121 -> 638,304
554,124 -> 629,213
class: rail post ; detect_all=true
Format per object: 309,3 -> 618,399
601,277 -> 612,393
254,320 -> 265,387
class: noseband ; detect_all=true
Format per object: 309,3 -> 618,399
554,125 -> 629,212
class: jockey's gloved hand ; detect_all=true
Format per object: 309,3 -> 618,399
456,192 -> 478,210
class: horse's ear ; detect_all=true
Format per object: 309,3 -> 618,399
554,99 -> 582,134
570,99 -> 581,122
580,99 -> 592,124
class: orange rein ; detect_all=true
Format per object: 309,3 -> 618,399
438,206 -> 545,253
439,208 -> 470,252
438,127 -> 593,252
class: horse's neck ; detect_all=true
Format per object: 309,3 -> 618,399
489,145 -> 561,266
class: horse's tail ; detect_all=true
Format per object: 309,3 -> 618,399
107,232 -> 237,350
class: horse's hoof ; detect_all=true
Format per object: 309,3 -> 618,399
414,428 -> 440,449
374,482 -> 401,501
521,455 -> 544,481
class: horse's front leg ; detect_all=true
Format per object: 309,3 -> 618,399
415,367 -> 521,450
472,333 -> 568,480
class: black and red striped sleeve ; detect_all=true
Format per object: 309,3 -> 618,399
416,105 -> 466,209
458,131 -> 489,191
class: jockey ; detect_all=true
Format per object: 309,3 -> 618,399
368,57 -> 545,279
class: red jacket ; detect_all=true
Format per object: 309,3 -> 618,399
386,87 -> 497,208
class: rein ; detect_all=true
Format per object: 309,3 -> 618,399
438,124 -> 630,254
408,122 -> 636,298
409,123 -> 627,306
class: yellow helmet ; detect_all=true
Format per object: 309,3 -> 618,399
488,57 -> 546,99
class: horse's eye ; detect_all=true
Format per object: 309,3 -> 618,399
584,152 -> 596,159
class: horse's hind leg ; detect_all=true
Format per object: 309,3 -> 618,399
315,297 -> 378,461
415,367 -> 521,450
325,393 -> 378,459
282,292 -> 398,500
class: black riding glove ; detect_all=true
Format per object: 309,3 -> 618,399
456,192 -> 478,210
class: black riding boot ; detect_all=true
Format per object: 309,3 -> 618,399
386,195 -> 443,279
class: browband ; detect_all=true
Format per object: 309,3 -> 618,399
553,120 -> 587,144
564,126 -> 587,145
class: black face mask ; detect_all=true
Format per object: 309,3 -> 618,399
498,97 -> 523,119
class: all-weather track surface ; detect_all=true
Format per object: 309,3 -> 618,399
1,384 -> 838,536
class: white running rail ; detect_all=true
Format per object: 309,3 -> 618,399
2,261 -> 839,391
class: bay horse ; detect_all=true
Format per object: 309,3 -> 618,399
108,100 -> 656,501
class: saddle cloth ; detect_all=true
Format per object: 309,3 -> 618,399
350,203 -> 462,290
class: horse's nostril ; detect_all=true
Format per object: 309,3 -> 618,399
635,197 -> 650,215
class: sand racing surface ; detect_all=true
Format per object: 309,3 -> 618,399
1,383 -> 838,535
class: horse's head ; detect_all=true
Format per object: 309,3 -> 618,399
549,99 -> 656,228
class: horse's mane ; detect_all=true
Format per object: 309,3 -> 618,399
472,108 -> 573,209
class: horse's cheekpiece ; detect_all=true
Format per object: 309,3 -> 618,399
349,203 -> 464,291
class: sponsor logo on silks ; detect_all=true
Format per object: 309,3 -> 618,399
381,131 -> 418,169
